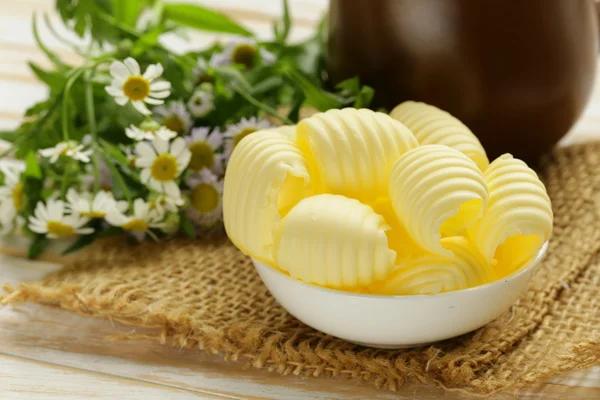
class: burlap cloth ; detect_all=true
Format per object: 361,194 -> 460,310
2,143 -> 600,395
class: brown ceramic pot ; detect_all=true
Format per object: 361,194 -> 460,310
327,0 -> 599,162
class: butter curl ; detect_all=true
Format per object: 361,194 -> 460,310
390,101 -> 489,171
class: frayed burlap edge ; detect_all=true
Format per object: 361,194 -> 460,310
2,142 -> 600,395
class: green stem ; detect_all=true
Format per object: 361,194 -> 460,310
232,85 -> 293,125
60,160 -> 74,198
61,67 -> 87,142
84,66 -> 100,193
43,13 -> 84,54
94,8 -> 195,69
101,152 -> 132,205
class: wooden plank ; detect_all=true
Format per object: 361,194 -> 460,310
0,354 -> 227,400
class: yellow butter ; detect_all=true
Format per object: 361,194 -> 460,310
389,145 -> 488,256
470,154 -> 552,274
390,101 -> 489,171
371,237 -> 495,295
297,108 -> 418,203
223,128 -> 312,265
273,194 -> 396,290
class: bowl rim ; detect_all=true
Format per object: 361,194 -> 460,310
253,241 -> 548,300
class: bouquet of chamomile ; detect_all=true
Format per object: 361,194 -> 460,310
0,0 -> 373,257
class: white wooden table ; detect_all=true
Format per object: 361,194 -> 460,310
1,0 -> 599,398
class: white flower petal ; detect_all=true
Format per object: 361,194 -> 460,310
150,81 -> 171,91
153,137 -> 169,155
140,168 -> 151,183
136,157 -> 154,168
144,97 -> 164,105
148,90 -> 171,99
163,181 -> 180,197
135,141 -> 157,159
132,100 -> 151,115
143,63 -> 164,81
177,150 -> 191,171
156,128 -> 177,141
148,178 -> 163,192
207,132 -> 223,149
76,227 -> 95,235
105,86 -> 124,96
170,137 -> 187,158
109,61 -> 130,80
114,96 -> 129,106
124,57 -> 141,75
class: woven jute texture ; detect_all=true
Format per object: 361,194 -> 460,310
2,143 -> 600,395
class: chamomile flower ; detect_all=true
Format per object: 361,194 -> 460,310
0,216 -> 24,236
192,53 -> 227,85
28,199 -> 93,239
154,101 -> 192,136
220,38 -> 276,68
125,122 -> 177,142
135,137 -> 191,197
187,84 -> 215,118
0,165 -> 25,227
66,189 -> 127,219
149,193 -> 185,219
39,141 -> 92,163
105,198 -> 164,240
224,116 -> 271,157
185,127 -> 224,174
185,169 -> 223,227
105,58 -> 171,116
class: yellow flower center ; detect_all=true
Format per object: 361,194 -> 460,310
188,141 -> 214,171
191,183 -> 220,213
196,74 -> 214,85
128,156 -> 137,169
47,221 -> 75,237
12,182 -> 24,211
122,75 -> 150,101
232,44 -> 257,68
162,116 -> 184,134
122,218 -> 149,232
151,154 -> 179,182
233,128 -> 257,147
81,211 -> 106,218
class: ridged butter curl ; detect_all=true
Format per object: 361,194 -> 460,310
274,194 -> 396,290
223,128 -> 312,265
389,145 -> 488,256
297,108 -> 418,202
390,101 -> 489,171
470,154 -> 552,271
371,237 -> 495,295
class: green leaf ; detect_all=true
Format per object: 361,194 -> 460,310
287,92 -> 304,123
180,213 -> 196,239
274,0 -> 291,43
111,0 -> 142,28
28,62 -> 66,92
251,76 -> 284,96
24,151 -> 42,179
132,25 -> 163,56
61,232 -> 97,255
281,65 -> 342,111
162,3 -> 253,36
336,77 -> 361,94
97,225 -> 123,238
354,85 -> 375,108
0,130 -> 18,143
32,13 -> 68,70
28,235 -> 48,259
100,140 -> 129,165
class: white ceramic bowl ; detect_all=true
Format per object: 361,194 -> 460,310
253,242 -> 548,348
